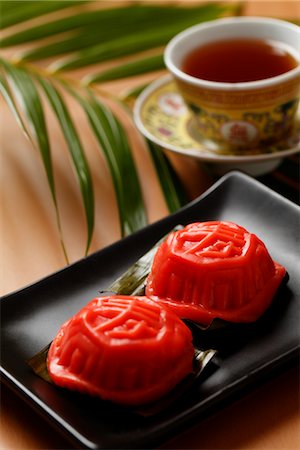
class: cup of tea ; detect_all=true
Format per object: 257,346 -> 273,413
164,17 -> 300,152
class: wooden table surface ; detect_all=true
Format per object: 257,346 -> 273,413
1,1 -> 300,449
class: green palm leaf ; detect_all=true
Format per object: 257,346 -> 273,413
1,5 -> 177,47
38,77 -> 94,254
0,59 -> 68,261
146,140 -> 187,213
0,1 -> 242,258
50,5 -> 235,72
1,4 -> 228,49
65,84 -> 147,236
117,85 -> 187,214
0,69 -> 31,139
85,54 -> 165,85
0,0 -> 88,29
1,60 -> 56,199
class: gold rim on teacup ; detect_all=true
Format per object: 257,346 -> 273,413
164,17 -> 300,152
133,75 -> 300,176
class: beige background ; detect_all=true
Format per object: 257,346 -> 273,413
1,1 -> 300,449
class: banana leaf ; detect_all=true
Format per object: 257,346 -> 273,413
107,228 -> 183,296
25,225 -> 290,412
136,348 -> 216,417
27,343 -> 52,383
27,226 -> 216,409
27,342 -> 216,417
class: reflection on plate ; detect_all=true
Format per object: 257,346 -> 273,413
1,172 -> 300,449
134,75 -> 300,176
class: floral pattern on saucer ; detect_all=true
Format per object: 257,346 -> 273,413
135,76 -> 300,159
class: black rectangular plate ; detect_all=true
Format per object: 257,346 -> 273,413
1,171 -> 299,449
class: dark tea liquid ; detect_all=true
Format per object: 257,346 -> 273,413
181,38 -> 298,83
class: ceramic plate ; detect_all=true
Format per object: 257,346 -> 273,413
1,171 -> 299,449
134,75 -> 300,175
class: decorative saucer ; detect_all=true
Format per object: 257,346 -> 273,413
134,75 -> 300,176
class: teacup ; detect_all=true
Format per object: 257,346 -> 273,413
164,17 -> 300,152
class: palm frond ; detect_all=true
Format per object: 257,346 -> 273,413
146,140 -> 187,213
0,59 -> 69,261
1,5 -> 177,47
117,83 -> 188,214
1,4 -> 228,49
85,54 -> 165,85
65,84 -> 148,236
1,59 -> 56,199
38,77 -> 95,254
0,68 -> 31,139
0,1 -> 242,258
51,5 -> 236,72
0,0 -> 88,30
